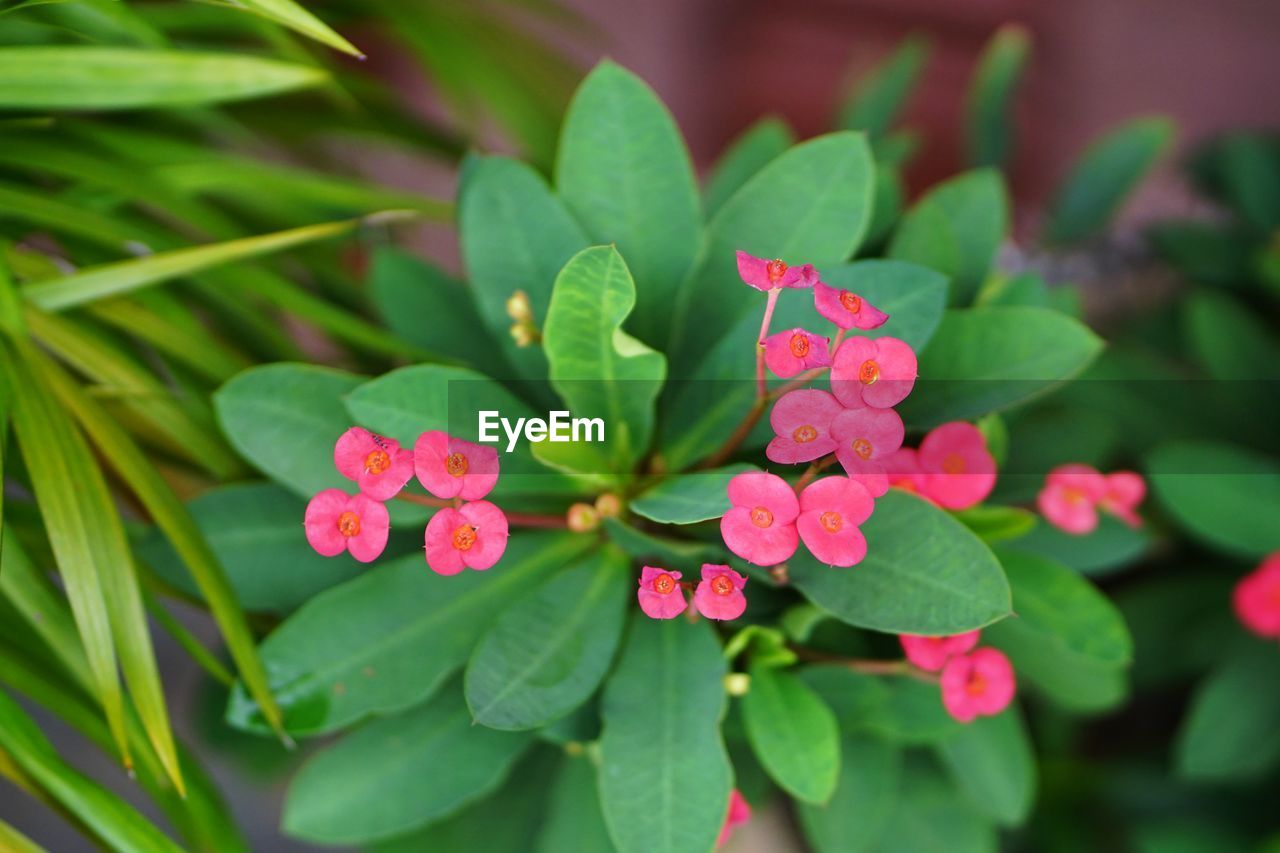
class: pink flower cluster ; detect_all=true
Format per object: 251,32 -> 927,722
900,631 -> 1017,723
1234,552 -> 1280,639
637,564 -> 749,621
1037,464 -> 1145,534
884,421 -> 997,510
304,427 -> 509,574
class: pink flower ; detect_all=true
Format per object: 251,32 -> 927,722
829,407 -> 905,498
900,631 -> 980,672
1037,464 -> 1107,535
830,336 -> 917,409
414,430 -> 500,501
1099,471 -> 1145,528
763,328 -> 831,378
736,251 -> 817,291
423,500 -> 509,575
304,489 -> 389,563
717,789 -> 752,848
721,471 -> 799,566
813,282 -> 889,330
940,647 -> 1016,723
1233,553 -> 1280,638
694,565 -> 748,621
917,422 -> 997,511
883,447 -> 929,496
638,567 -> 688,620
766,390 -> 841,464
333,427 -> 415,501
796,476 -> 875,567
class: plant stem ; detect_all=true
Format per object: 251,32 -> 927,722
792,647 -> 940,683
793,454 -> 837,492
755,288 -> 780,398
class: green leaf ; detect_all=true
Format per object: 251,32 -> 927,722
1175,639 -> 1280,781
0,819 -> 42,853
556,61 -> 701,347
1043,117 -> 1174,245
0,689 -> 184,853
535,753 -> 614,853
214,363 -> 363,498
1010,514 -> 1149,576
797,735 -> 901,853
458,155 -> 588,385
672,132 -> 875,363
136,483 -> 363,613
704,117 -> 794,216
901,306 -> 1104,427
873,764 -> 996,853
599,617 -> 732,853
466,546 -> 629,730
804,667 -> 961,745
1183,288 -> 1280,380
225,532 -> 594,736
935,708 -> 1036,826
344,364 -> 583,505
790,490 -> 1011,635
742,662 -> 841,804
541,246 -> 667,473
952,505 -> 1037,544
888,169 -> 1008,305
819,260 -> 949,351
282,683 -> 532,844
630,463 -> 758,524
24,215 -> 388,311
1147,441 -> 1280,558
964,25 -> 1031,169
603,518 -> 730,567
224,0 -> 363,58
1191,132 -> 1280,233
837,35 -> 930,139
0,47 -> 327,110
984,550 -> 1132,712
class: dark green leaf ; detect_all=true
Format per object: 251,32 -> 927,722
535,754 -> 614,853
935,708 -> 1036,826
964,25 -> 1030,169
1175,639 -> 1280,781
819,260 -> 949,352
797,735 -> 901,853
872,764 -> 996,853
742,662 -> 840,803
630,464 -> 758,524
1009,514 -> 1149,576
1183,289 -> 1280,380
704,117 -> 794,216
951,505 -> 1037,545
837,35 -> 930,139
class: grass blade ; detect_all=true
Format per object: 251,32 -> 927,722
223,0 -> 364,58
0,817 -> 45,853
964,25 -> 1031,169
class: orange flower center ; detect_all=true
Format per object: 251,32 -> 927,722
839,291 -> 862,313
451,524 -> 477,551
819,511 -> 842,533
859,359 -> 880,385
766,259 -> 787,283
793,424 -> 818,443
1062,486 -> 1086,504
364,448 -> 391,475
942,453 -> 966,475
337,510 -> 361,537
966,671 -> 988,696
789,332 -> 810,358
446,452 -> 469,477
852,438 -> 873,460
652,573 -> 676,595
711,575 -> 734,595
750,506 -> 774,528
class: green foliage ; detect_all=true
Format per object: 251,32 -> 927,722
1175,640 -> 1280,781
837,35 -> 930,139
630,464 -> 759,524
742,662 -> 841,804
964,25 -> 1031,169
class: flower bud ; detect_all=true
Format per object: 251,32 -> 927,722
566,502 -> 600,532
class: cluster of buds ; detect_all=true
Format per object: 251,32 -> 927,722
506,289 -> 540,347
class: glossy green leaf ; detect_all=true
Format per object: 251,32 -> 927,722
226,0 -> 363,58
952,505 -> 1037,544
803,668 -> 961,745
556,61 -> 701,346
704,117 -> 794,216
1184,288 -> 1280,380
0,47 -> 326,110
888,169 -> 1008,305
0,689 -> 184,853
283,684 -> 533,844
136,483 -> 363,613
599,617 -> 732,853
24,214 -> 394,311
873,764 -> 996,853
1044,117 -> 1174,245
225,532 -> 594,736
535,753 -> 614,853
819,260 -> 950,351
936,708 -> 1036,826
603,518 -> 730,567
1175,639 -> 1280,781
458,155 -> 588,384
630,463 -> 758,524
1010,514 -> 1149,576
672,132 -> 875,363
790,490 -> 1011,635
797,735 -> 901,853
466,546 -> 629,730
742,662 -> 840,804
1147,441 -> 1280,558
901,306 -> 1104,427
964,25 -> 1030,169
838,35 -> 930,139
984,550 -> 1132,711
541,246 -> 667,473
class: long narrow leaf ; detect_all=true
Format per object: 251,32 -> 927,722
964,25 -> 1031,169
0,817 -> 44,853
222,0 -> 363,58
